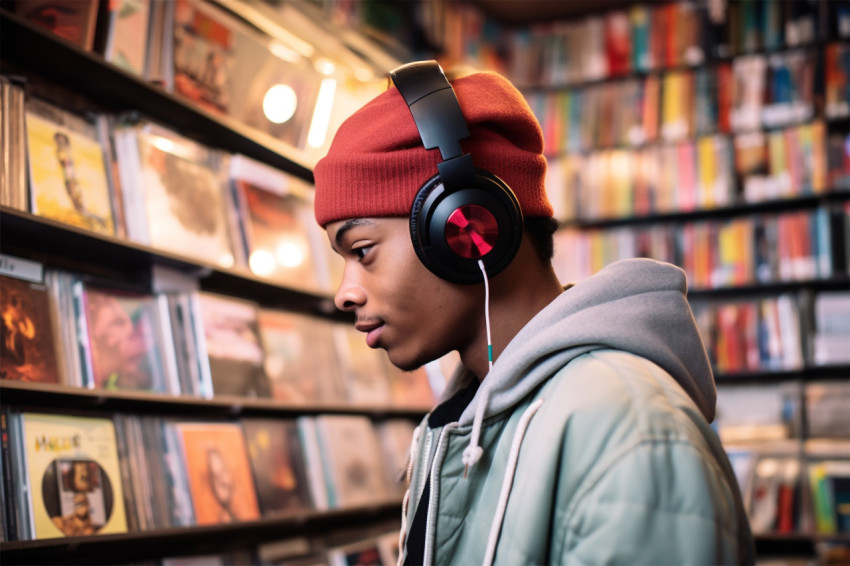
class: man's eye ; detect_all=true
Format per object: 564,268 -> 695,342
352,245 -> 372,260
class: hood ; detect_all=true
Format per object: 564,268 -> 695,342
450,257 -> 716,426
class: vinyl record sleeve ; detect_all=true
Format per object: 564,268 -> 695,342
257,308 -> 345,404
18,412 -> 127,539
25,104 -> 115,236
135,125 -> 235,268
78,283 -> 169,392
0,274 -> 61,383
314,415 -> 390,509
231,169 -> 323,292
194,292 -> 271,398
174,421 -> 260,525
241,418 -> 313,516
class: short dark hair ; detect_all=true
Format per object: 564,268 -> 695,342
525,216 -> 559,265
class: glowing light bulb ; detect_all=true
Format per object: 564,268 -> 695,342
249,250 -> 275,276
263,84 -> 298,124
276,241 -> 304,268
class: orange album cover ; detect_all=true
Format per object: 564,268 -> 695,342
175,422 -> 260,525
0,275 -> 60,383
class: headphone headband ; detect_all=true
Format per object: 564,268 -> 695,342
389,60 -> 523,284
390,61 -> 475,190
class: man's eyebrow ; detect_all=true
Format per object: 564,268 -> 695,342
334,218 -> 375,249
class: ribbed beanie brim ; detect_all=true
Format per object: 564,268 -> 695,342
313,69 -> 552,227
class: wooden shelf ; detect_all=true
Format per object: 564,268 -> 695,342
686,276 -> 850,298
0,501 -> 402,565
0,10 -> 314,183
0,380 -> 429,420
714,365 -> 850,385
563,191 -> 850,230
0,207 -> 348,321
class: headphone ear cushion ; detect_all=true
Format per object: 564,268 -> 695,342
409,175 -> 440,275
410,170 -> 523,284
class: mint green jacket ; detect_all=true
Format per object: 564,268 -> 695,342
400,259 -> 755,565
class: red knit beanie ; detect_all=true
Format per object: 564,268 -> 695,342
313,68 -> 552,227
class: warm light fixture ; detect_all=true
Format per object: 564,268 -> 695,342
263,84 -> 298,124
276,241 -> 304,268
307,78 -> 337,148
249,249 -> 276,276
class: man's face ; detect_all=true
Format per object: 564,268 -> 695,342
326,217 -> 480,371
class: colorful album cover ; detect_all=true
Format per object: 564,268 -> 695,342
226,23 -> 322,151
315,415 -> 390,508
377,419 -> 416,498
136,126 -> 234,268
327,538 -> 385,566
26,110 -> 115,235
195,292 -> 271,398
19,412 -> 127,539
14,0 -> 100,51
234,177 -> 323,292
257,308 -> 345,404
385,361 -> 436,410
174,421 -> 260,525
80,284 -> 168,392
241,418 -> 312,516
172,0 -> 234,115
102,0 -> 151,75
172,0 -> 322,149
0,275 -> 60,383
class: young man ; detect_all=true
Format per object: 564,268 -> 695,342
313,60 -> 754,565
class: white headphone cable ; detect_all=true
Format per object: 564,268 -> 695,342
477,259 -> 493,371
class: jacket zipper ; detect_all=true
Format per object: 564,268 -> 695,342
422,423 -> 457,566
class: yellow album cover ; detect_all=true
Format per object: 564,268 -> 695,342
19,412 -> 127,539
25,112 -> 115,236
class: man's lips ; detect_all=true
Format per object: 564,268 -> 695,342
355,320 -> 384,348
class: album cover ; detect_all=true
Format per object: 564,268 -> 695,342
224,11 -> 322,151
135,124 -> 235,268
100,0 -> 151,76
171,0 -> 322,149
327,537 -> 385,566
230,156 -> 326,292
257,308 -> 346,405
194,292 -> 271,398
14,0 -> 100,51
0,274 -> 60,383
25,101 -> 115,236
385,361 -> 436,411
174,421 -> 261,526
241,418 -> 312,516
78,283 -> 170,393
18,412 -> 127,539
315,415 -> 390,509
377,419 -> 416,498
172,0 -> 234,115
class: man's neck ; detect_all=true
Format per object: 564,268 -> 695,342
461,251 -> 564,380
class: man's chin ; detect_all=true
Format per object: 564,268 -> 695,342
385,350 -> 428,374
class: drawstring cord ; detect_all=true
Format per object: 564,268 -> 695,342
482,399 -> 545,566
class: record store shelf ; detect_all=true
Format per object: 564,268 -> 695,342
0,9 -> 314,183
0,500 -> 402,565
0,379 -> 426,419
0,206 -> 347,320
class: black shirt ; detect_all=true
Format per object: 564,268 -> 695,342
404,380 -> 480,566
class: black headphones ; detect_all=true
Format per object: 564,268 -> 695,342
390,61 -> 523,284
